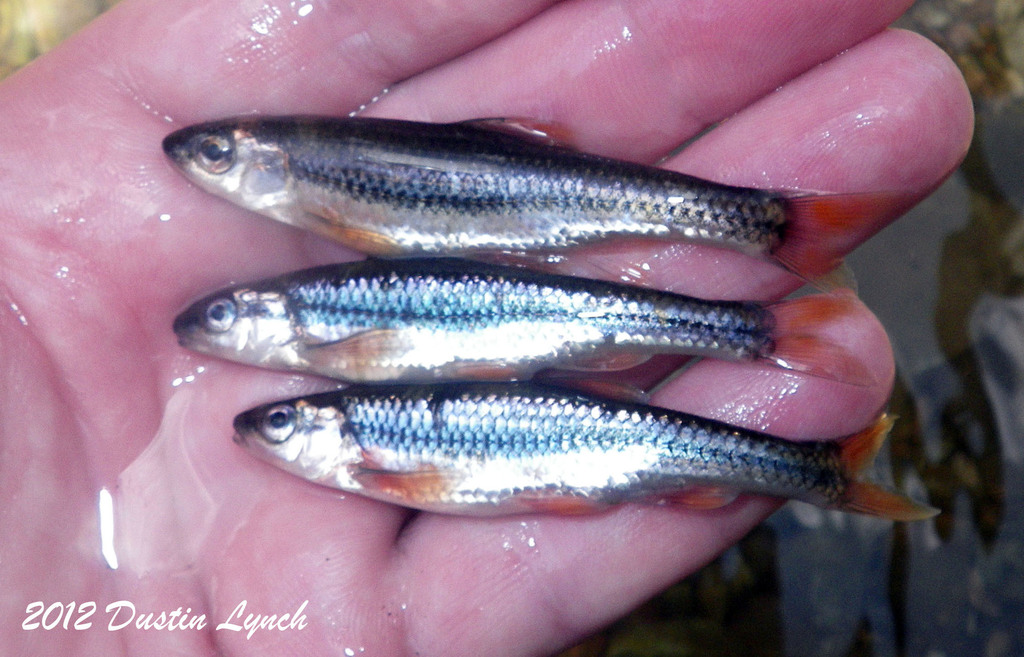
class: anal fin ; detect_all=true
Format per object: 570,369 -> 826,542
517,494 -> 605,515
657,486 -> 739,510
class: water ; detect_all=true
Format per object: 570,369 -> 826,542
3,1 -> 1022,655
0,0 -> 115,77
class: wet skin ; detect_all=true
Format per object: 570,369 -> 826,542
0,1 -> 972,656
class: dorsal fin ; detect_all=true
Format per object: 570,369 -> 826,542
460,118 -> 580,149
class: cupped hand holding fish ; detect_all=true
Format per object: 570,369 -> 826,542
0,1 -> 971,656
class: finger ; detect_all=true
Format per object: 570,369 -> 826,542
93,0 -> 560,119
369,0 -> 914,159
554,29 -> 974,299
395,501 -> 775,657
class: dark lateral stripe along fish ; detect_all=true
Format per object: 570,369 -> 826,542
173,258 -> 872,385
232,382 -> 936,520
162,116 -> 905,280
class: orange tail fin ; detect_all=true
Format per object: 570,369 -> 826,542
835,415 -> 938,521
765,292 -> 876,387
773,191 -> 915,281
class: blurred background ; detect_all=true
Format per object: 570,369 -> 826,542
0,0 -> 116,78
3,1 -> 1021,655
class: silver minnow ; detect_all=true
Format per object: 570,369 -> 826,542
233,382 -> 937,520
163,116 -> 904,279
173,258 -> 870,384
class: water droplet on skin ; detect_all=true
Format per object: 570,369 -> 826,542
850,106 -> 884,129
9,302 -> 28,326
250,4 -> 282,36
519,521 -> 539,550
348,87 -> 391,117
114,79 -> 175,123
171,365 -> 206,388
500,520 -> 540,553
99,487 -> 119,569
593,24 -> 633,58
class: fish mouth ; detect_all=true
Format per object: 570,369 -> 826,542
232,408 -> 259,445
162,125 -> 203,168
162,119 -> 239,168
171,303 -> 206,349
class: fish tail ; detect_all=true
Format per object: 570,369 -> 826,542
765,292 -> 876,387
835,414 -> 938,521
773,191 -> 915,282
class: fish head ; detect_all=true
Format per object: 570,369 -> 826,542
174,287 -> 303,370
162,120 -> 292,214
233,396 -> 359,485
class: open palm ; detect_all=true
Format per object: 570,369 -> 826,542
0,0 -> 971,655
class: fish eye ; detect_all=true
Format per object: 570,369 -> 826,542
261,404 -> 297,444
197,135 -> 235,174
204,298 -> 237,333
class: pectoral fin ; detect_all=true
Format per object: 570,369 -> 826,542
351,463 -> 459,504
327,225 -> 406,256
304,329 -> 414,369
307,204 -> 407,255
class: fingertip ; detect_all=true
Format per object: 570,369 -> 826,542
885,27 -> 975,165
674,27 -> 975,195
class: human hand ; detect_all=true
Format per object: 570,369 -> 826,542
0,0 -> 971,655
